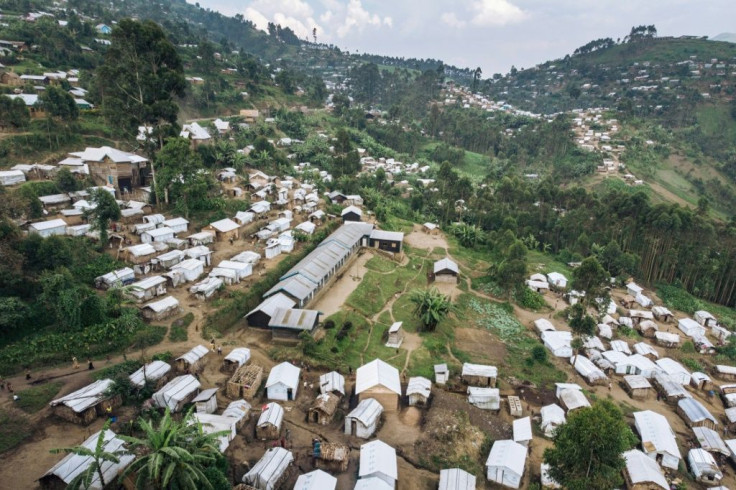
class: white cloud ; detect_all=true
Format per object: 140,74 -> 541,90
441,0 -> 525,29
470,0 -> 526,26
240,0 -> 389,42
243,7 -> 269,30
441,12 -> 466,29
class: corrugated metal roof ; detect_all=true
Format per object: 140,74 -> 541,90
268,308 -> 319,331
370,229 -> 404,242
43,430 -> 135,489
266,362 -> 301,389
359,440 -> 397,480
247,293 -> 297,319
693,427 -> 729,455
264,223 -> 373,301
50,379 -> 114,413
678,398 -> 717,424
356,359 -> 401,395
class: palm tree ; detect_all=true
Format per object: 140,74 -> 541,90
51,420 -> 122,490
409,287 -> 453,332
119,409 -> 227,490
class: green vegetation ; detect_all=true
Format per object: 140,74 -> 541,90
545,400 -> 638,490
0,409 -> 33,454
15,381 -> 64,413
658,284 -> 736,329
169,313 -> 194,343
346,255 -> 428,317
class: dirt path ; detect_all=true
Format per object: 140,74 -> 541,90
311,251 -> 372,317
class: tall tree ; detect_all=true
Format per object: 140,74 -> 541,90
86,188 -> 121,245
119,409 -> 228,490
544,400 -> 637,489
50,420 -> 122,490
40,85 -> 79,121
410,287 -> 453,332
96,19 -> 186,203
571,257 -> 610,310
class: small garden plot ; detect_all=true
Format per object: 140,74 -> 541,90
466,298 -> 523,341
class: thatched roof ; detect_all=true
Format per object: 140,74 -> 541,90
310,393 -> 340,416
320,443 -> 350,462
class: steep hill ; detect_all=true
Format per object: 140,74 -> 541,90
712,33 -> 736,44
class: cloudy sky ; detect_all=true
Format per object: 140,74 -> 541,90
188,0 -> 736,74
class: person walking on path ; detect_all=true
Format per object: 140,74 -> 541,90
217,345 -> 222,356
72,357 -> 79,369
88,359 -> 94,370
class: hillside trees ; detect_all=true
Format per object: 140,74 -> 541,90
544,400 -> 637,489
96,19 -> 185,139
0,97 -> 30,128
86,188 -> 122,245
96,19 -> 186,203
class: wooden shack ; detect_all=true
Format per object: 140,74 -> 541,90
461,363 -> 497,387
308,393 -> 340,425
50,379 -> 122,425
222,347 -> 251,374
227,363 -> 263,399
256,402 -> 284,440
175,345 -> 209,374
623,375 -> 652,400
315,443 -> 350,472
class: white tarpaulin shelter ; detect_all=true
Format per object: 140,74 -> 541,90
540,404 -> 566,437
41,430 -> 134,490
191,413 -> 237,451
152,375 -> 200,412
359,440 -> 397,488
468,387 -> 500,410
438,468 -> 476,490
622,449 -> 668,490
486,439 -> 527,489
320,371 -> 346,396
266,362 -> 301,401
129,360 -> 171,388
633,410 -> 681,470
242,447 -> 294,490
294,469 -> 337,490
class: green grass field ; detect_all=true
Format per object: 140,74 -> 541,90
0,409 -> 33,454
15,381 -> 64,414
